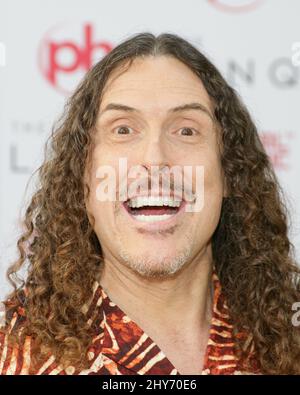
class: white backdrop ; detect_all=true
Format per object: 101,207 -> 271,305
0,0 -> 299,300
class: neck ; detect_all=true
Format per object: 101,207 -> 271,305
98,245 -> 214,334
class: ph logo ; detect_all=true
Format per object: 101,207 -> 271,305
38,23 -> 113,95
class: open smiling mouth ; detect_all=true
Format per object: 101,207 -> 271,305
122,195 -> 186,224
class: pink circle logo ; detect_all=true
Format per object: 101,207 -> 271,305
38,23 -> 113,95
208,0 -> 264,12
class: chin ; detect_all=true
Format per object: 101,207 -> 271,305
119,249 -> 192,279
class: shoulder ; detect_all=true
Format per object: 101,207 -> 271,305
0,290 -> 27,331
0,291 -> 29,375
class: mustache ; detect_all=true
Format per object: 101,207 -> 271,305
117,174 -> 195,201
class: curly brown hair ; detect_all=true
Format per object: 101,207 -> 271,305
2,32 -> 300,374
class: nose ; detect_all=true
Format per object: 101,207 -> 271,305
138,136 -> 172,194
139,133 -> 170,171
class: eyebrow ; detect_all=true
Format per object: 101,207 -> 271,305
99,102 -> 214,121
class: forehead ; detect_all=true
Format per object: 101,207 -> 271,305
99,56 -> 214,116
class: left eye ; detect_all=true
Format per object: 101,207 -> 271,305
178,127 -> 198,136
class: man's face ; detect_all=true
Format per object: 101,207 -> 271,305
85,56 -> 225,278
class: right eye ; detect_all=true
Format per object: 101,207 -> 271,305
114,125 -> 134,135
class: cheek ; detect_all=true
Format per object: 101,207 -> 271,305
192,153 -> 224,220
204,161 -> 223,193
204,162 -> 224,219
89,147 -> 118,191
191,147 -> 224,193
85,148 -> 118,223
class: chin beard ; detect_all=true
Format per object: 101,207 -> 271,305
118,247 -> 193,279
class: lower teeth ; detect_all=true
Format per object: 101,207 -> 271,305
132,214 -> 174,223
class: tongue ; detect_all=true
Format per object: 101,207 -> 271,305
130,206 -> 179,216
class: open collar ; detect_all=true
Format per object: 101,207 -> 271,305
82,269 -> 242,375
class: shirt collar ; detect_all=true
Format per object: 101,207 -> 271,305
81,268 -> 244,375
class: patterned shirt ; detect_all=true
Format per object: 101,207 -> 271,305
0,271 -> 259,375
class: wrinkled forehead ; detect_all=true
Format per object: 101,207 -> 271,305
99,56 -> 215,118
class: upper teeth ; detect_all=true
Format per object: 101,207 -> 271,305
128,196 -> 181,208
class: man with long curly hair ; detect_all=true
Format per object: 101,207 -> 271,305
0,32 -> 300,375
